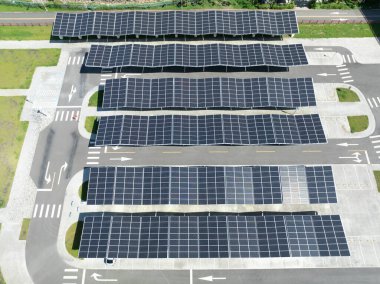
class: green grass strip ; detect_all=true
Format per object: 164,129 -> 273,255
374,171 -> 380,193
19,218 -> 30,240
337,88 -> 360,102
0,97 -> 28,208
79,181 -> 88,202
347,115 -> 369,133
66,221 -> 83,258
88,90 -> 103,108
0,49 -> 61,89
296,23 -> 380,38
0,25 -> 52,40
85,116 -> 98,134
0,268 -> 5,284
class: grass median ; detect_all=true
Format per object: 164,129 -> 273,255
65,221 -> 83,258
374,171 -> 380,193
88,90 -> 103,108
0,97 -> 28,208
0,49 -> 61,89
296,23 -> 380,38
337,88 -> 359,102
85,116 -> 98,134
0,25 -> 52,40
19,218 -> 31,240
348,115 -> 369,133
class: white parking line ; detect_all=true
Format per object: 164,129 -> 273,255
342,76 -> 352,79
87,157 -> 100,160
39,204 -> 44,218
57,204 -> 62,218
45,204 -> 50,218
343,80 -> 354,83
338,68 -> 348,71
368,99 -> 373,108
373,98 -> 379,107
33,204 -> 38,218
101,74 -> 112,77
64,268 -> 79,273
50,204 -> 56,218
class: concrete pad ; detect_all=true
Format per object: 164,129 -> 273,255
306,52 -> 343,66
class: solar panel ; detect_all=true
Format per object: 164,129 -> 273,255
85,44 -> 308,68
86,166 -> 336,206
94,114 -> 326,146
102,77 -> 316,110
78,214 -> 350,259
52,11 -> 299,38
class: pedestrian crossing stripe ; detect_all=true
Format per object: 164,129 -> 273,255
55,110 -> 80,122
33,204 -> 62,219
67,56 -> 84,65
367,97 -> 380,108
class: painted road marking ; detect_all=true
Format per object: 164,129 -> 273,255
33,204 -> 38,218
338,68 -> 348,71
64,269 -> 79,273
374,145 -> 380,149
368,99 -> 374,108
39,204 -> 44,218
45,204 -> 50,218
63,275 -> 77,280
50,204 -> 56,218
340,72 -> 350,75
337,64 -> 346,68
342,76 -> 352,79
88,151 -> 100,154
68,56 -> 84,66
371,140 -> 380,144
57,205 -> 62,218
372,98 -> 378,108
55,110 -> 81,122
370,135 -> 380,139
344,80 -> 354,83
88,156 -> 100,160
86,161 -> 99,165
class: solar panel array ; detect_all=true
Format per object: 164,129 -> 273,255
102,77 -> 316,110
94,114 -> 326,146
52,11 -> 298,38
85,44 -> 308,68
86,166 -> 336,205
78,214 -> 349,259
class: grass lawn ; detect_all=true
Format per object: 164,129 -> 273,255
374,171 -> 380,193
0,269 -> 5,284
78,181 -> 88,202
296,23 -> 380,38
88,90 -> 103,108
19,218 -> 30,240
0,49 -> 61,89
0,97 -> 28,208
337,88 -> 360,102
85,116 -> 98,134
347,115 -> 369,133
65,221 -> 83,258
0,25 -> 52,40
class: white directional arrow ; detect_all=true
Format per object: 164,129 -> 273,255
110,157 -> 132,162
337,142 -> 359,147
90,273 -> 118,282
317,73 -> 336,77
44,161 -> 51,184
339,152 -> 362,163
68,85 -> 77,102
57,161 -> 68,185
199,276 -> 226,282
314,47 -> 332,51
112,146 -> 121,150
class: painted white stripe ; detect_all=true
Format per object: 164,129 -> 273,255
68,57 -> 72,65
374,145 -> 380,149
81,57 -> 85,64
71,111 -> 75,121
346,56 -> 351,63
60,111 -> 65,121
57,204 -> 62,218
39,204 -> 44,218
368,99 -> 373,108
87,156 -> 99,160
50,204 -> 56,218
370,135 -> 380,139
86,162 -> 99,165
45,204 -> 50,218
77,57 -> 81,65
352,56 -> 356,63
88,151 -> 100,154
340,72 -> 350,75
72,57 -> 76,64
376,151 -> 380,154
342,76 -> 352,79
81,269 -> 86,284
63,275 -> 77,280
65,111 -> 70,121
99,82 -> 105,86
33,204 -> 38,218
101,74 -> 112,77
338,68 -> 348,71
55,111 -> 60,121
89,146 -> 101,149
371,140 -> 380,144
343,80 -> 354,83
76,111 -> 80,119
377,97 -> 380,104
64,268 -> 79,273
373,98 -> 378,107
342,55 -> 346,63
336,64 -> 346,68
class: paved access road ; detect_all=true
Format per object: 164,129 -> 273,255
23,42 -> 380,284
0,9 -> 380,24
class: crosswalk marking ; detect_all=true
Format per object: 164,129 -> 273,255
367,97 -> 380,108
338,68 -> 348,71
63,275 -> 77,280
342,76 -> 352,79
373,98 -> 379,107
55,110 -> 80,122
337,64 -> 346,68
343,79 -> 354,83
64,269 -> 78,273
368,99 -> 373,108
369,136 -> 380,160
86,161 -> 99,165
374,145 -> 380,149
68,56 -> 84,66
340,72 -> 350,75
33,203 -> 62,219
342,54 -> 356,64
371,140 -> 380,144
87,156 -> 99,160
370,135 -> 380,139
88,151 -> 100,154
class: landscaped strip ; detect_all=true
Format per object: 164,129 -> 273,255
347,115 -> 369,133
0,49 -> 61,89
337,88 -> 359,102
88,90 -> 103,108
0,97 -> 28,208
374,171 -> 380,193
295,23 -> 380,38
19,218 -> 31,240
0,25 -> 52,40
65,221 -> 83,258
85,116 -> 98,134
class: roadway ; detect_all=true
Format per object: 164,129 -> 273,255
22,42 -> 380,284
0,9 -> 380,24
